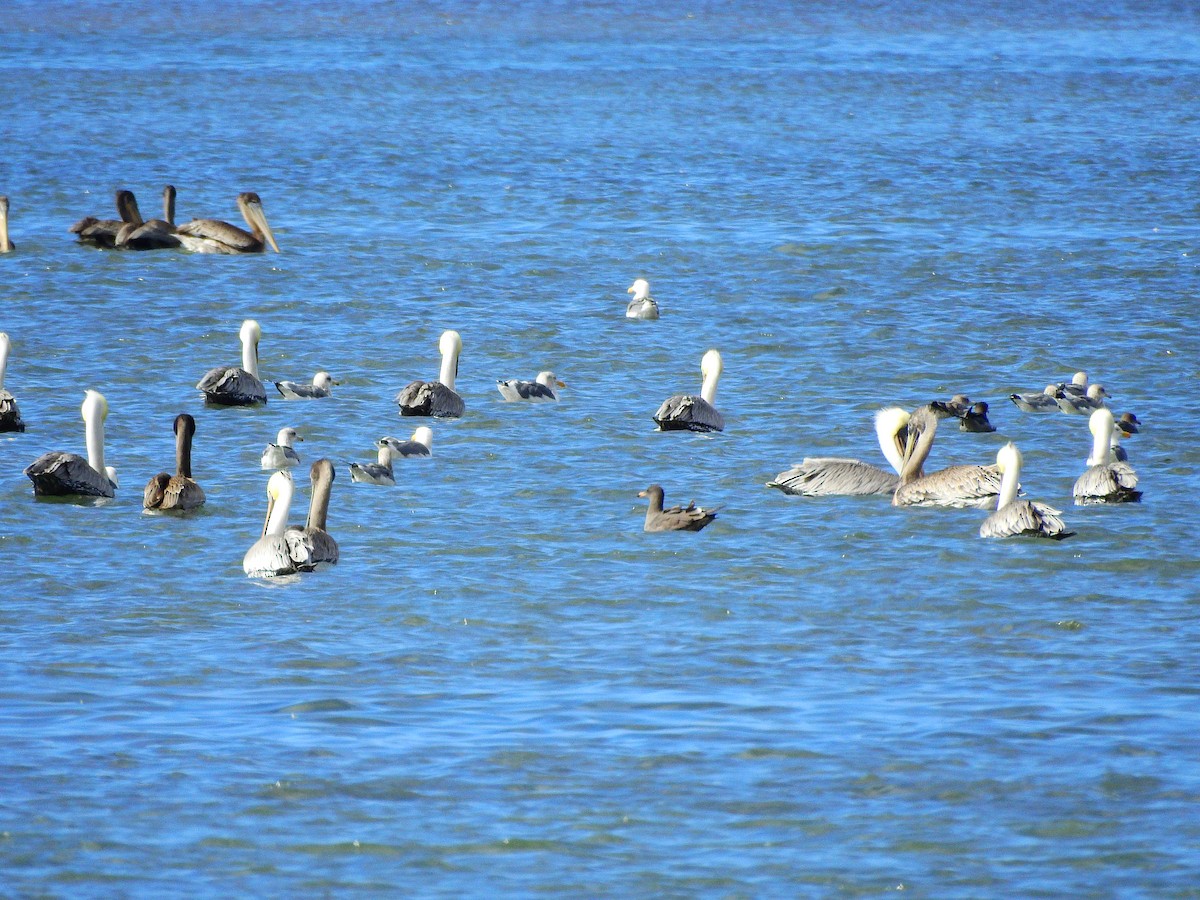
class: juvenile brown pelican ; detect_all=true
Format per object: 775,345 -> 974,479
1010,385 -> 1059,412
979,443 -> 1073,540
1056,383 -> 1108,415
261,427 -> 302,469
0,332 -> 26,432
892,404 -> 1004,509
497,371 -> 565,401
349,438 -> 400,485
941,394 -> 972,416
625,278 -> 660,320
197,319 -> 267,406
143,413 -> 206,511
70,190 -> 143,248
1073,408 -> 1141,504
959,401 -> 996,433
396,330 -> 465,418
175,192 -> 279,254
243,470 -> 309,577
0,196 -> 14,252
275,371 -> 337,399
653,349 -> 724,433
638,485 -> 719,532
288,459 -> 338,568
767,407 -> 910,496
387,427 -> 433,458
117,185 -> 180,250
24,389 -> 117,498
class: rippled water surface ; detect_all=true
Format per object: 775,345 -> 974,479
2,1 -> 1198,895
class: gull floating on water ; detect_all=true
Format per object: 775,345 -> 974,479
24,389 -> 117,498
1073,408 -> 1141,505
653,349 -> 724,433
638,484 -> 719,532
175,191 -> 279,254
143,413 -> 206,511
767,407 -> 910,496
1010,385 -> 1059,412
625,278 -> 660,320
1056,383 -> 1109,415
276,371 -> 337,399
0,332 -> 26,432
387,427 -> 433,458
197,319 -> 267,406
396,330 -> 465,418
979,443 -> 1073,540
243,470 -> 308,577
892,404 -> 1004,509
261,427 -> 303,469
497,371 -> 565,401
349,438 -> 401,485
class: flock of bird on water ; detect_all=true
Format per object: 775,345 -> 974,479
0,189 -> 1142,577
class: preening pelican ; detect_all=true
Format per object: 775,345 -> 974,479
275,371 -> 337,399
767,407 -> 910,496
143,413 -> 206,511
653,349 -> 724,433
497,371 -> 565,401
24,389 -> 117,498
1056,383 -> 1108,415
1010,385 -> 1059,412
979,443 -> 1073,540
638,485 -> 719,532
396,330 -> 465,418
625,278 -> 660,320
243,470 -> 309,577
117,185 -> 180,250
176,192 -> 280,254
0,332 -> 26,432
349,438 -> 400,485
1,195 -> 14,252
892,404 -> 1004,509
197,319 -> 267,405
70,190 -> 143,248
1073,408 -> 1141,504
287,458 -> 338,568
261,427 -> 303,469
387,427 -> 433,458
959,401 -> 995,433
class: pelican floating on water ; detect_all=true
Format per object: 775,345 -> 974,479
197,319 -> 267,406
0,332 -> 26,432
625,278 -> 660,320
24,389 -> 117,498
979,443 -> 1073,540
892,404 -> 1004,509
1010,385 -> 1059,412
176,192 -> 279,254
117,185 -> 179,250
287,459 -> 338,568
959,401 -> 996,433
143,413 -> 206,511
349,438 -> 400,485
70,190 -> 143,249
1,195 -> 14,252
275,371 -> 337,399
638,485 -> 719,532
396,330 -> 465,418
261,427 -> 303,469
497,371 -> 565,402
767,407 -> 910,496
653,349 -> 724,433
1073,408 -> 1141,505
243,470 -> 309,577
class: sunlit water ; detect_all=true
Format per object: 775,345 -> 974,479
1,2 -> 1198,894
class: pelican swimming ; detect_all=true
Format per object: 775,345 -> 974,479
653,349 -> 724,433
979,443 -> 1073,540
261,427 -> 303,469
143,413 -> 206,511
387,426 -> 433,458
625,278 -> 660,320
197,319 -> 267,406
1073,408 -> 1141,504
1,195 -> 14,252
497,371 -> 565,401
638,485 -> 719,532
70,189 -> 143,248
892,404 -> 1004,509
275,371 -> 337,399
1056,383 -> 1108,415
959,401 -> 996,433
396,330 -> 465,418
117,184 -> 180,250
0,332 -> 26,432
349,438 -> 400,485
243,469 -> 309,577
287,459 -> 338,568
176,191 -> 280,254
24,389 -> 117,498
767,406 -> 911,496
1010,385 -> 1059,412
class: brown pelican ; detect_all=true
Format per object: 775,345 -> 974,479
1073,408 -> 1141,504
396,330 -> 465,418
767,406 -> 910,496
1056,383 -> 1108,415
243,470 -> 309,577
625,278 -> 660,320
197,319 -> 267,406
979,443 -> 1073,540
175,192 -> 280,254
287,458 -> 338,568
0,195 -> 14,252
261,427 -> 303,469
70,190 -> 143,248
0,332 -> 26,432
275,371 -> 337,399
892,404 -> 1004,509
638,485 -> 719,532
959,401 -> 996,433
143,413 -> 206,511
1010,385 -> 1059,412
387,427 -> 433,458
497,371 -> 565,401
24,389 -> 117,498
349,438 -> 400,485
117,185 -> 180,250
653,349 -> 724,433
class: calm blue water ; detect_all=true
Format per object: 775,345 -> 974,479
2,1 -> 1198,895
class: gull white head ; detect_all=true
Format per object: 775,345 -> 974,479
874,406 -> 911,474
240,319 -> 262,378
1070,371 -> 1088,388
536,371 -> 566,389
1087,408 -> 1116,466
411,426 -> 433,449
995,442 -> 1023,508
700,349 -> 723,405
313,371 -> 337,390
276,426 -> 302,447
438,330 -> 462,390
81,389 -> 109,480
627,278 -> 650,301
